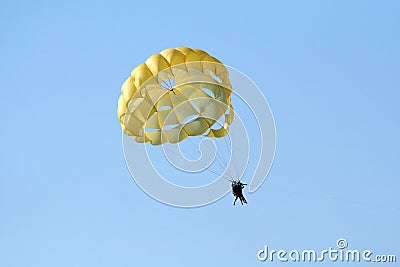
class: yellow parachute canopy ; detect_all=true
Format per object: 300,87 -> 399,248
118,47 -> 234,145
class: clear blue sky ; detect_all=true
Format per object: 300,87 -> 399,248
1,0 -> 399,266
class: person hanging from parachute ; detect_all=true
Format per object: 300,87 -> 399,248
118,47 -> 244,206
231,180 -> 247,205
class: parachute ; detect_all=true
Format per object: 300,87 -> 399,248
117,47 -> 234,145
